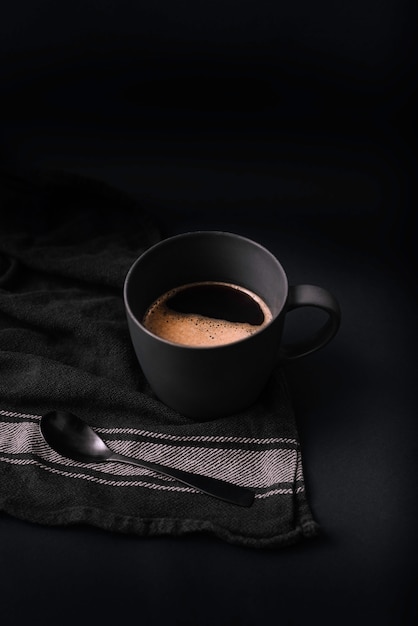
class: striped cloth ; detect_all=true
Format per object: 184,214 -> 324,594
0,372 -> 316,547
0,170 -> 318,548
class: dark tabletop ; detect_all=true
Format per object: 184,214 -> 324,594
1,2 -> 417,625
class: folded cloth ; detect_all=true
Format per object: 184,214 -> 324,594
0,169 -> 318,548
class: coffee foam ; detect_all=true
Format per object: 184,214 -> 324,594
143,281 -> 273,347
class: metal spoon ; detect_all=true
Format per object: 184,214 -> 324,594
40,411 -> 254,507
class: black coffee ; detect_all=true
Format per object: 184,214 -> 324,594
167,282 -> 265,325
143,281 -> 272,347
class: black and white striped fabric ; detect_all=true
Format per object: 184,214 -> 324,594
0,370 -> 317,547
0,171 -> 318,548
0,407 -> 301,497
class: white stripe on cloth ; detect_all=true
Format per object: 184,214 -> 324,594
0,410 -> 303,497
0,409 -> 298,446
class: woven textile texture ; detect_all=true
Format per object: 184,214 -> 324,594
0,170 -> 318,548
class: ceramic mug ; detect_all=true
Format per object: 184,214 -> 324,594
124,231 -> 341,419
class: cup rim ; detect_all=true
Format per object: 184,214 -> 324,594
123,230 -> 288,350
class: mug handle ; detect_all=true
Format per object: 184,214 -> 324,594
279,284 -> 341,361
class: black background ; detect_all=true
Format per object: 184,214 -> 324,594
1,2 -> 417,625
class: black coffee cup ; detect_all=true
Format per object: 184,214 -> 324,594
124,231 -> 341,419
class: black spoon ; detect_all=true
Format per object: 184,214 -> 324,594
40,411 -> 254,507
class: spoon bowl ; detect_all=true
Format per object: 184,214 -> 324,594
41,410 -> 112,463
40,410 -> 254,507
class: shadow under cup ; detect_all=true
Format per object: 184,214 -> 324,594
124,231 -> 340,420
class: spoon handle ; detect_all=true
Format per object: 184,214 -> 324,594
108,451 -> 254,507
